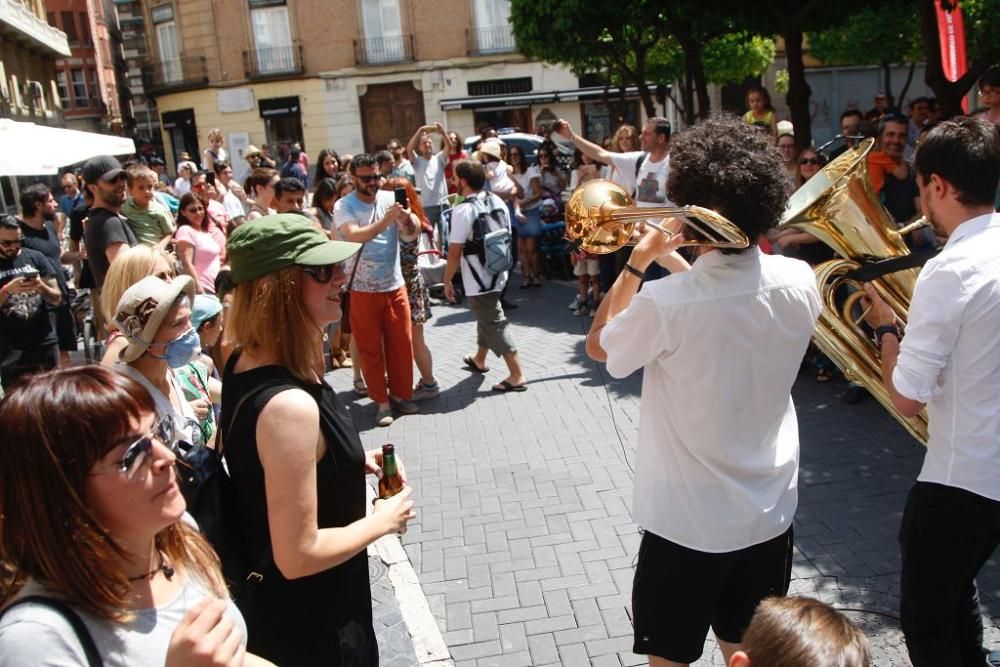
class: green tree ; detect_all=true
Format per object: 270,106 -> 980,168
808,2 -> 922,110
918,0 -> 1000,117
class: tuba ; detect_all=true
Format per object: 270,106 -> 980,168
564,180 -> 749,254
781,138 -> 929,443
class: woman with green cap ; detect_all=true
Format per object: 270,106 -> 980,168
220,214 -> 416,666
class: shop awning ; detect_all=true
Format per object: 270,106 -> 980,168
439,85 -> 656,111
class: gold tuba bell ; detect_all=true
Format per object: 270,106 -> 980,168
781,138 -> 929,443
564,180 -> 749,254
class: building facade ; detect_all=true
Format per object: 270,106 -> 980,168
44,0 -> 131,134
0,0 -> 70,125
116,0 -> 159,149
140,0 -> 649,180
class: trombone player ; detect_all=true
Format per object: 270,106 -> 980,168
861,117 -> 1000,667
586,113 -> 821,667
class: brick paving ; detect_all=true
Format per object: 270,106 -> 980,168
334,275 -> 1000,666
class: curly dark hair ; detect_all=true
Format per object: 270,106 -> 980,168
667,112 -> 789,253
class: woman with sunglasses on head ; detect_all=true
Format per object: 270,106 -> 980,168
220,215 -> 416,666
100,245 -> 176,366
174,193 -> 227,296
0,366 -> 273,666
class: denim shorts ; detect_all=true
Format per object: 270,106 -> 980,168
517,206 -> 543,238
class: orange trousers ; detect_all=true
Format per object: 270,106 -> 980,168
349,287 -> 413,404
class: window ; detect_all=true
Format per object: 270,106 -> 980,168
56,71 -> 70,108
472,0 -> 513,53
156,21 -> 180,82
88,69 -> 100,104
60,11 -> 78,43
250,5 -> 293,73
71,69 -> 87,105
361,0 -> 403,63
468,77 -> 531,97
80,12 -> 91,45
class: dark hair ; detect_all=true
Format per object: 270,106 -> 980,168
840,108 -> 863,122
454,160 -> 486,190
914,116 -> 1000,207
445,131 -> 464,152
507,145 -> 528,174
667,112 -> 789,252
244,167 -> 277,196
746,86 -> 774,112
374,150 -> 393,166
176,192 -> 208,231
335,174 -> 353,197
214,269 -> 234,300
742,597 -> 869,667
211,160 -> 231,175
878,114 -> 909,137
313,148 -> 340,185
979,66 -> 1000,90
908,96 -> 929,111
275,177 -> 305,198
646,116 -> 672,140
313,177 -> 339,209
350,153 -> 377,173
537,145 -> 558,173
19,183 -> 50,217
0,214 -> 20,230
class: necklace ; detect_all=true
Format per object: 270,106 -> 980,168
127,552 -> 175,582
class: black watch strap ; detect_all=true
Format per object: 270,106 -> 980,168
623,263 -> 644,280
875,324 -> 900,348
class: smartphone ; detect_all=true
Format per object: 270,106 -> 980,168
21,268 -> 39,282
394,187 -> 408,208
206,172 -> 216,186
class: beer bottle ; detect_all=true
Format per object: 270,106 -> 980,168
378,444 -> 404,500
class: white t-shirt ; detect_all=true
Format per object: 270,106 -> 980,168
448,191 -> 510,296
487,160 -> 517,198
600,249 -> 821,552
413,153 -> 448,207
115,362 -> 199,446
511,166 -> 541,210
605,151 -> 674,207
333,192 -> 403,293
893,212 -> 1000,501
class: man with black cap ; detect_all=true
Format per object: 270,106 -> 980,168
82,155 -> 137,289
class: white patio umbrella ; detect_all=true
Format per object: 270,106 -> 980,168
0,118 -> 136,176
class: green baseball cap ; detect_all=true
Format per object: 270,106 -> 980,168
227,214 -> 361,284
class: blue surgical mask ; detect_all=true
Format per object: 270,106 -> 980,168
150,328 -> 202,368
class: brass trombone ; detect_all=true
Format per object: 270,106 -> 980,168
564,180 -> 749,254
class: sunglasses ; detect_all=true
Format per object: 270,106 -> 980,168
184,206 -> 205,214
799,158 -> 821,166
93,414 -> 178,481
0,238 -> 23,248
356,174 -> 384,183
301,263 -> 344,284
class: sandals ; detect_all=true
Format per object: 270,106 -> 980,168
353,377 -> 368,397
492,380 -> 528,393
462,355 -> 489,374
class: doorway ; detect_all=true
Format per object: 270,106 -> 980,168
161,109 -> 198,168
359,81 -> 425,152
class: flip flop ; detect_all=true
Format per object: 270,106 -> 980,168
492,380 -> 528,393
462,355 -> 489,373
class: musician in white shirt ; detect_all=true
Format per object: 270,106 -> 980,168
863,116 -> 1000,667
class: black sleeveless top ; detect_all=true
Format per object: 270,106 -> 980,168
221,355 -> 377,666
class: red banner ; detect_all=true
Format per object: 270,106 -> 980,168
935,0 -> 969,110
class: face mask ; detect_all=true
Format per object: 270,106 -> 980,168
150,328 -> 201,368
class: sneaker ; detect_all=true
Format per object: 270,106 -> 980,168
411,381 -> 440,401
375,407 -> 394,427
568,294 -> 584,310
573,304 -> 588,316
390,397 -> 419,415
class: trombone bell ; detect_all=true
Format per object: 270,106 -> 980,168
564,180 -> 749,255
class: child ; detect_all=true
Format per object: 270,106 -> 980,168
476,140 -> 524,221
176,294 -> 224,445
744,86 -> 778,144
570,247 -> 600,316
729,596 -> 870,667
121,165 -> 175,249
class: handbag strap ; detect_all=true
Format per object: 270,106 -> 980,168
0,596 -> 103,667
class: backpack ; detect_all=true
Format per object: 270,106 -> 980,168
633,152 -> 648,199
461,192 -> 513,291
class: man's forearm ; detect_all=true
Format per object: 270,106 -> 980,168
40,280 -> 61,305
566,131 -> 609,164
443,245 -> 463,283
586,258 -> 649,361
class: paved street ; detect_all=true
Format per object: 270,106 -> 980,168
331,273 -> 1000,667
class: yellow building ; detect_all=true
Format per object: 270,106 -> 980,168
140,0 -> 649,180
0,0 -> 70,126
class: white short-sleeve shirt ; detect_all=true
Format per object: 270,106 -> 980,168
600,248 -> 821,552
604,151 -> 674,207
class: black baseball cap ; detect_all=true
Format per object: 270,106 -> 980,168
82,155 -> 124,185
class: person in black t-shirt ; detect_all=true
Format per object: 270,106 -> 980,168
81,155 -> 136,288
0,216 -> 62,389
17,186 -> 76,362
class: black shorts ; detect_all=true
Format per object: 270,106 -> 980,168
632,526 -> 793,664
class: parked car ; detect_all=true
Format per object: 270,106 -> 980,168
463,132 -> 573,172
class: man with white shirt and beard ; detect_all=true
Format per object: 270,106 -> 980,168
586,114 -> 821,667
862,117 -> 1000,667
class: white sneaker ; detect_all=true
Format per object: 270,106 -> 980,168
573,304 -> 588,316
568,295 -> 584,310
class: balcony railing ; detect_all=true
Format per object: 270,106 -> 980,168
354,34 -> 414,66
467,26 -> 516,55
243,42 -> 303,78
141,56 -> 208,95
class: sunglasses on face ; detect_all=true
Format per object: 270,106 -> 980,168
93,414 -> 178,481
0,238 -> 23,248
301,263 -> 344,284
799,158 -> 820,166
356,174 -> 384,183
185,206 -> 204,214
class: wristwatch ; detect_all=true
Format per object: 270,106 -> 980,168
874,324 -> 900,349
